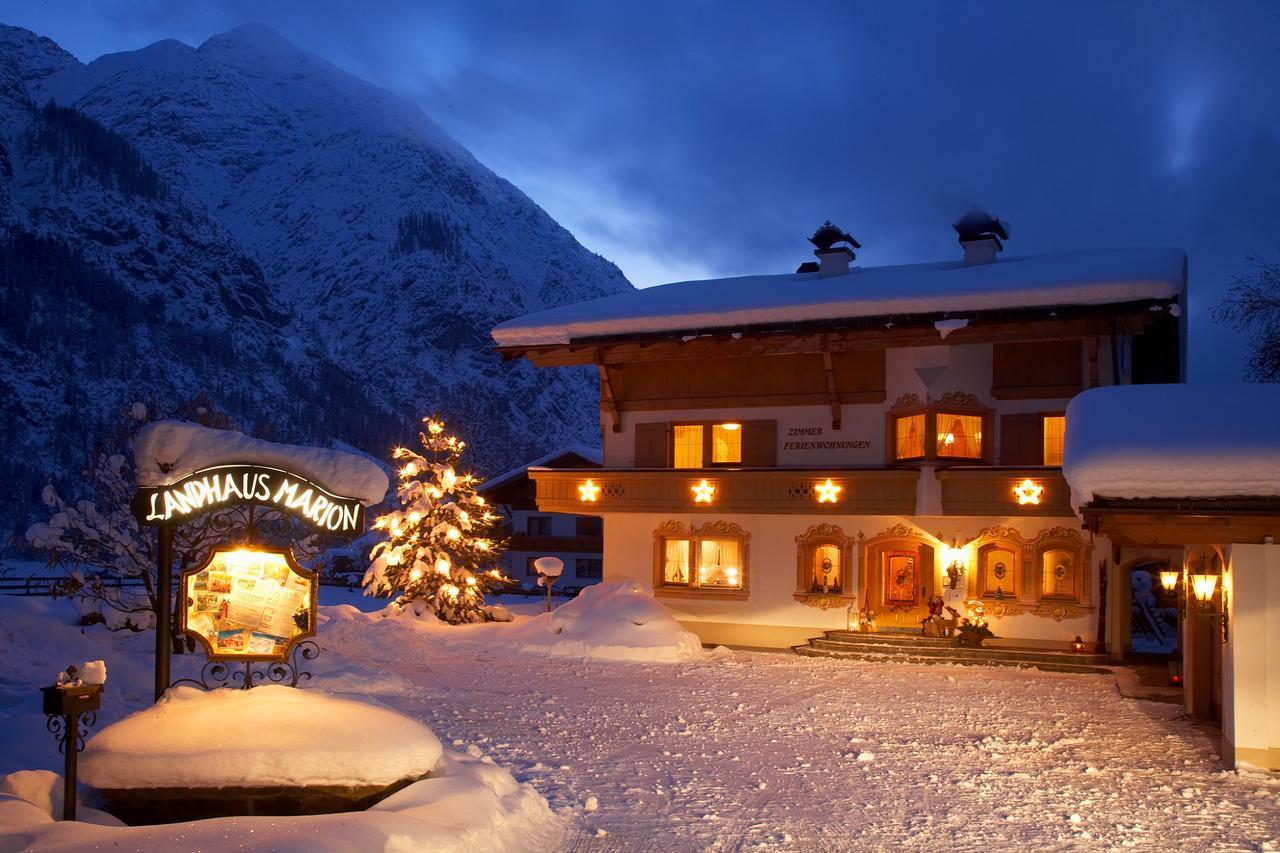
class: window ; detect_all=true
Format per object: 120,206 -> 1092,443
811,544 -> 842,593
711,423 -> 742,464
1041,548 -> 1076,598
980,546 -> 1018,599
794,524 -> 854,603
525,556 -> 540,577
889,398 -> 989,464
1042,415 -> 1066,466
575,558 -> 602,579
698,538 -> 741,589
673,425 -> 704,468
936,412 -> 983,459
654,521 -> 750,596
894,414 -> 926,460
576,516 -> 603,537
527,516 -> 552,536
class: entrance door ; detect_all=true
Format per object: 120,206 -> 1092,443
884,551 -> 919,607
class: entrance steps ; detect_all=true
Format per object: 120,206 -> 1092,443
793,628 -> 1112,675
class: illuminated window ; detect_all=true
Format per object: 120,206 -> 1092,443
673,425 -> 704,468
655,521 -> 749,596
711,423 -> 742,464
894,414 -> 926,460
981,546 -> 1017,599
1041,548 -> 1075,598
698,539 -> 742,589
812,544 -> 842,593
662,538 -> 691,584
1042,415 -> 1066,466
936,412 -> 983,459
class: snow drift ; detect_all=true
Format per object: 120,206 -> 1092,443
81,685 -> 441,789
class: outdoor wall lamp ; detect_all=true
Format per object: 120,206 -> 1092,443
1190,573 -> 1218,608
1159,569 -> 1179,592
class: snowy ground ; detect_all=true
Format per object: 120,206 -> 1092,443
2,594 -> 1278,850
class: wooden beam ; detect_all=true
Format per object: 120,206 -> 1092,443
597,363 -> 622,433
821,348 -> 841,430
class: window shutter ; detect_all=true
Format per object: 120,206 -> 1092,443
1000,414 -> 1043,465
742,420 -> 777,467
634,422 -> 670,468
992,340 -> 1083,399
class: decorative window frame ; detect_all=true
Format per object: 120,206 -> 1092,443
1031,526 -> 1092,605
653,519 -> 751,600
793,523 -> 856,609
886,392 -> 993,466
971,525 -> 1028,603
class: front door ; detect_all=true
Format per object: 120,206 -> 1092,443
884,551 -> 919,607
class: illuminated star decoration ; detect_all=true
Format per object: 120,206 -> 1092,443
692,479 -> 716,503
578,479 -> 601,502
815,478 -> 842,503
1013,478 -> 1044,505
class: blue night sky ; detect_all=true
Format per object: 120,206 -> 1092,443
4,1 -> 1279,380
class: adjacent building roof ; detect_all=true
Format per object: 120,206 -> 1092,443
1064,384 -> 1280,507
480,446 -> 602,495
492,246 -> 1186,347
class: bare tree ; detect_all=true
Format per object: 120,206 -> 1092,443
1214,257 -> 1280,380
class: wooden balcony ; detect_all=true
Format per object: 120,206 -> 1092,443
935,467 -> 1074,517
528,468 -> 919,515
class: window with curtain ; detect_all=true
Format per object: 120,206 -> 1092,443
982,547 -> 1017,598
936,412 -> 983,459
673,425 -> 704,468
894,413 -> 926,460
663,538 -> 690,584
1042,415 -> 1066,466
698,539 -> 741,588
711,423 -> 742,464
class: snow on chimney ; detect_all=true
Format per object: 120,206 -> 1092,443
952,207 -> 1010,266
803,221 -> 861,277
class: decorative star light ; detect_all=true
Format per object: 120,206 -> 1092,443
815,478 -> 842,503
578,479 -> 601,502
692,479 -> 716,503
1013,478 -> 1044,505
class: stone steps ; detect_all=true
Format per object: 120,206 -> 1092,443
793,630 -> 1112,675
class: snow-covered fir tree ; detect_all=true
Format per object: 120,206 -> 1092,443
364,417 -> 508,623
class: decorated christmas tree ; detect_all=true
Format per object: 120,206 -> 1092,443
364,417 -> 509,623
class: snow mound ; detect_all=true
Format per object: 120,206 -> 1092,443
1064,384 -> 1280,505
1,753 -> 561,852
134,420 -> 389,505
81,685 -> 441,789
503,580 -> 704,663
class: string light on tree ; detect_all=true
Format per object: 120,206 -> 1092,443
363,416 -> 510,624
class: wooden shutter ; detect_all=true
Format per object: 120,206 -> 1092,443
741,420 -> 777,467
992,340 -> 1084,399
1000,414 -> 1043,465
634,422 -> 670,468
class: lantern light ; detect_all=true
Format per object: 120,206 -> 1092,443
1158,569 -> 1179,592
1071,635 -> 1086,653
1191,573 -> 1218,605
719,422 -> 741,431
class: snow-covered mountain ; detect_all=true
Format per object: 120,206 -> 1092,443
0,23 -> 631,537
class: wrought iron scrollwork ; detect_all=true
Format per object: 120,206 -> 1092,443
46,709 -> 96,755
171,640 -> 319,691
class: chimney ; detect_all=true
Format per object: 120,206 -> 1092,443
952,207 -> 1010,266
805,221 -> 861,277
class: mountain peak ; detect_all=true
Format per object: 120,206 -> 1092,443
200,22 -> 305,57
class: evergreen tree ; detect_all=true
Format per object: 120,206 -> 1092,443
364,416 -> 508,623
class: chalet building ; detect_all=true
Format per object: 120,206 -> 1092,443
492,213 -> 1186,653
480,447 -> 605,590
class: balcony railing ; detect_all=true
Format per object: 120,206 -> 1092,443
528,468 -> 920,515
505,534 -> 603,553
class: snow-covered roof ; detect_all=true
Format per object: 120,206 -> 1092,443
492,246 -> 1186,347
481,445 -> 602,493
1064,384 -> 1280,506
134,421 -> 389,505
